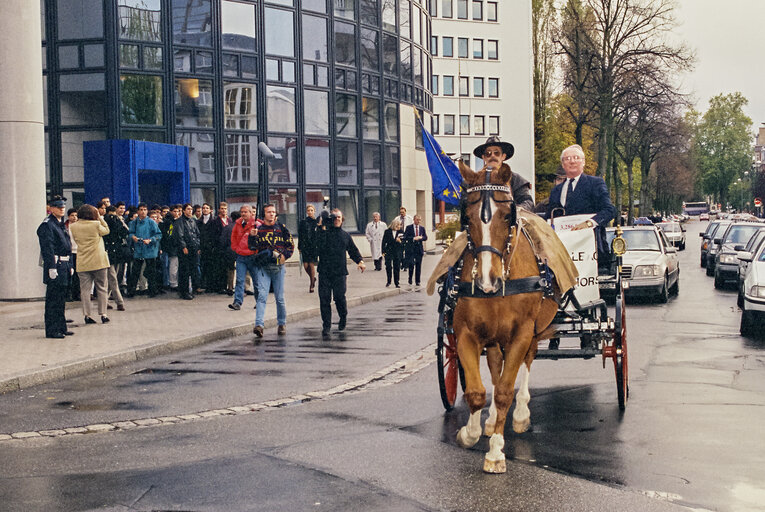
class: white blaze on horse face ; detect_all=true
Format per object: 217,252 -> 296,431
479,199 -> 499,293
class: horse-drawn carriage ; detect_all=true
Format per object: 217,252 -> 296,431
429,162 -> 628,473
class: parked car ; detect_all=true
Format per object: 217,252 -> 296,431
699,213 -> 710,221
736,228 -> 765,307
605,226 -> 679,303
699,220 -> 724,268
713,222 -> 763,289
705,220 -> 733,274
739,241 -> 765,336
656,221 -> 686,250
633,217 -> 654,226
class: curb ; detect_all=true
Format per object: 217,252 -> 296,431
0,287 -> 402,394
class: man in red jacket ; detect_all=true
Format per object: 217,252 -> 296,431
228,204 -> 260,310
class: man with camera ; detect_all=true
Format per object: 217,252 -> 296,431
248,204 -> 293,338
315,208 -> 365,336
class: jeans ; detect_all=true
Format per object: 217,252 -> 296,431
234,254 -> 259,305
255,265 -> 286,328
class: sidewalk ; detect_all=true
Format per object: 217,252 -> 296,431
0,254 -> 441,393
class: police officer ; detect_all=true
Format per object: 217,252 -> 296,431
37,196 -> 74,339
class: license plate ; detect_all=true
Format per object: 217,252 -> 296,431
599,281 -> 616,289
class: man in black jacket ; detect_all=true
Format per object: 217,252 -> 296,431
102,204 -> 127,309
176,203 -> 202,299
315,208 -> 365,336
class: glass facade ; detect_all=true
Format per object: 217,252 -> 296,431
41,0 -> 432,233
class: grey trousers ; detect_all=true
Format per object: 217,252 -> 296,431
79,268 -> 108,318
107,264 -> 124,306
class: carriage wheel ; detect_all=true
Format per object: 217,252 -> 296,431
613,287 -> 629,410
437,310 -> 464,411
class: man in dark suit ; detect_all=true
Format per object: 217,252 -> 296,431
37,196 -> 74,339
546,144 -> 616,269
404,214 -> 428,286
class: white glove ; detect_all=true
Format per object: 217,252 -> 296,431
70,267 -> 74,276
48,269 -> 58,280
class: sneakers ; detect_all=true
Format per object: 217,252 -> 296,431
253,325 -> 263,338
277,325 -> 286,335
338,317 -> 346,331
228,302 -> 241,311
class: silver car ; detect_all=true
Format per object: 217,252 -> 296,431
656,222 -> 686,250
606,226 -> 680,303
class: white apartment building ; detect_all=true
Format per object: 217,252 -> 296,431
429,0 -> 535,191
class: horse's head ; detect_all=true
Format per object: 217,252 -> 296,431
460,161 -> 517,294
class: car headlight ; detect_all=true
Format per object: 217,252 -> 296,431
633,265 -> 660,277
747,285 -> 765,298
719,254 -> 739,264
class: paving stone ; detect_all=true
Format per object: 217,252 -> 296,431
65,427 -> 88,434
133,418 -> 161,426
38,430 -> 67,437
11,431 -> 41,439
112,421 -> 138,429
86,424 -> 116,432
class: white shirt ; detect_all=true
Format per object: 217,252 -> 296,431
560,174 -> 583,207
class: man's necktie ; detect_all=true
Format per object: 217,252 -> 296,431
564,178 -> 575,207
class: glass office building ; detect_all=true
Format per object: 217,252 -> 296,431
41,0 -> 432,232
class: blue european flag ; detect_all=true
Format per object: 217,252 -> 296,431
418,117 -> 462,206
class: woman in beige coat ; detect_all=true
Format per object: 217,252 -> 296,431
69,204 -> 111,324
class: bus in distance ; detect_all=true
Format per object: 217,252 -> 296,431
682,201 -> 709,216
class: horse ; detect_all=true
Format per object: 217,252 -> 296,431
453,162 -> 559,473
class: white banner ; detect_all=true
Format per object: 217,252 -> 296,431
551,215 -> 599,306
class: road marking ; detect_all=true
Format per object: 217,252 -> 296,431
0,344 -> 436,443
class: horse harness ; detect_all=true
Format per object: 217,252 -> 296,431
450,169 -> 555,300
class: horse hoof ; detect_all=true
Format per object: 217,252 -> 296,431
456,427 -> 480,448
512,417 -> 531,434
483,421 -> 496,437
483,457 -> 507,474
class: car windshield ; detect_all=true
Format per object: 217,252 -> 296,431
723,225 -> 760,245
710,222 -> 731,239
658,223 -> 680,233
621,230 -> 660,251
704,222 -> 720,236
745,230 -> 765,251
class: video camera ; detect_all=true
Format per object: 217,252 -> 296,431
320,196 -> 338,222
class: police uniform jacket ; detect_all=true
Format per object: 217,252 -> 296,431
37,214 -> 72,285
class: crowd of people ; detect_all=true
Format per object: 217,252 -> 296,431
36,138 -> 616,341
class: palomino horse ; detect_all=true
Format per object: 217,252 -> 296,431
454,163 -> 559,473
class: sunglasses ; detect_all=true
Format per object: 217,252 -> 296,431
483,149 -> 503,158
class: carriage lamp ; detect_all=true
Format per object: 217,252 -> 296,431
445,235 -> 453,247
611,225 -> 627,256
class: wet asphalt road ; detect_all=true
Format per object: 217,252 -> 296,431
1,220 -> 765,512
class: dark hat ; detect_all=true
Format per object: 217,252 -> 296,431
473,136 -> 515,160
47,195 -> 67,207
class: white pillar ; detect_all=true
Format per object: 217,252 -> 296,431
0,1 -> 46,300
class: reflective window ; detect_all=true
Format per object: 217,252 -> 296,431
143,47 -> 162,70
269,188 -> 299,233
413,48 -> 423,86
122,130 -> 165,142
360,0 -> 379,25
443,114 -> 454,135
317,66 -> 329,86
472,0 -> 482,19
384,102 -> 398,141
120,44 -> 139,68
336,93 -> 357,137
442,36 -> 453,57
335,0 -> 355,20
488,77 -> 498,97
223,54 -> 239,77
337,190 -> 359,231
443,75 -> 453,95
120,74 -> 163,125
360,29 -> 379,71
305,140 -> 330,184
384,146 -> 400,186
381,0 -> 396,31
283,61 -> 296,82
473,77 -> 483,96
441,0 -> 452,18
177,132 -> 216,182
304,90 -> 329,135
473,39 -> 483,58
487,1 -> 497,21
384,188 -> 400,222
266,58 -> 279,80
488,115 -> 499,135
336,141 -> 358,184
266,85 -> 296,132
334,22 -> 356,66
459,76 -> 468,96
383,34 -> 398,74
302,15 -> 328,62
460,115 -> 469,134
266,0 -> 294,5
59,73 -> 105,126
458,38 -> 468,58
364,190 -> 382,220
118,0 -> 162,42
175,78 -> 213,128
431,75 -> 439,95
242,55 -> 258,78
196,51 -> 213,74
457,0 -> 467,18
222,1 -> 257,52
57,0 -> 103,40
83,44 -> 104,67
224,82 -> 257,130
41,0 -> 46,42
173,49 -> 191,72
399,0 -> 410,39
400,41 -> 411,81
363,144 -> 381,185
362,97 -> 380,139
267,136 -> 298,183
58,46 -> 79,69
224,133 -> 258,183
61,131 -> 105,182
431,35 -> 438,55
431,114 -> 439,134
42,76 -> 48,127
172,0 -> 212,46
412,6 -> 421,44
488,40 -> 498,59
303,0 -> 327,13
265,8 -> 294,57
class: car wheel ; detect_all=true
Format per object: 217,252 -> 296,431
657,275 -> 669,303
714,271 -> 724,289
740,309 -> 756,337
701,255 -> 707,268
706,264 -> 714,276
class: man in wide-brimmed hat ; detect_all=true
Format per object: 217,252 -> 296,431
470,136 -> 534,211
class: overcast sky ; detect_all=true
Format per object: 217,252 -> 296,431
673,0 -> 765,131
